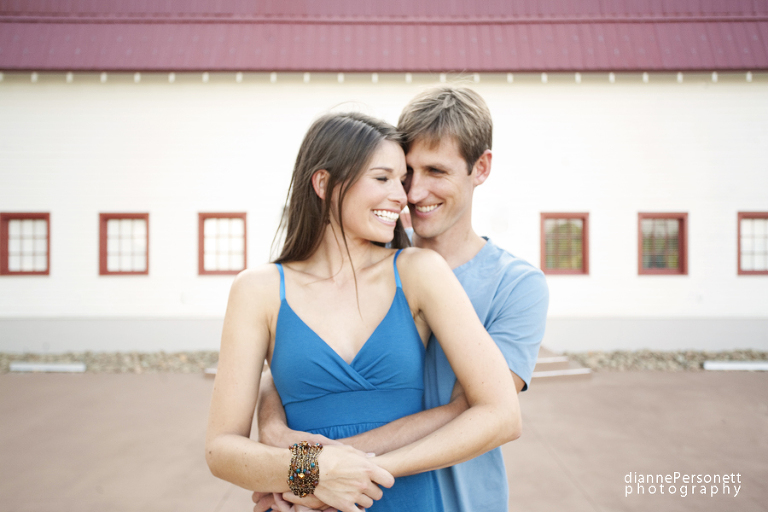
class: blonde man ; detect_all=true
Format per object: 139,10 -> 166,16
255,87 -> 549,512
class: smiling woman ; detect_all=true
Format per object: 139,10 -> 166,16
205,112 -> 519,512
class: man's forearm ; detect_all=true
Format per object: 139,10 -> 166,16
339,394 -> 468,454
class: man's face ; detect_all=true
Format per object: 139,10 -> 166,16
404,137 -> 475,242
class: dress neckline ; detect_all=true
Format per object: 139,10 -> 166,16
279,289 -> 401,366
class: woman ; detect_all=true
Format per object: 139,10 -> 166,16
206,112 -> 520,512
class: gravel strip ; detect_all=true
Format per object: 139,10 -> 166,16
2,350 -> 767,374
0,351 -> 219,374
566,349 -> 768,372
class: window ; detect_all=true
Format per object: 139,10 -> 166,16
198,213 -> 247,275
540,213 -> 589,274
738,212 -> 768,275
638,213 -> 687,275
1,212 -> 50,275
99,213 -> 149,275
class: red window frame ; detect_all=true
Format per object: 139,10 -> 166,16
540,212 -> 589,275
738,212 -> 768,276
198,212 -> 247,276
0,212 -> 50,276
99,213 -> 149,276
638,212 -> 688,275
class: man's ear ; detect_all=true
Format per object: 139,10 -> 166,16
471,150 -> 492,187
311,170 -> 330,200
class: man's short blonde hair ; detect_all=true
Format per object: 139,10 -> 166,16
398,86 -> 492,173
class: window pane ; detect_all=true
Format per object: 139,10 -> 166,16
8,220 -> 21,237
204,237 -> 217,253
8,238 -> 20,253
230,218 -> 244,236
741,219 -> 753,236
34,220 -> 47,237
104,255 -> 117,272
218,218 -> 230,236
755,254 -> 767,271
119,236 -> 132,253
641,219 -> 653,236
132,255 -> 146,272
8,255 -> 21,271
755,237 -> 767,253
133,219 -> 147,237
754,219 -> 766,237
22,238 -> 34,253
34,239 -> 47,253
217,253 -> 229,269
107,237 -> 120,253
204,218 -> 218,236
217,237 -> 229,252
120,219 -> 133,237
133,235 -> 147,253
21,220 -> 34,237
666,219 -> 678,235
741,254 -> 753,271
34,255 -> 47,271
21,255 -> 34,271
204,253 -> 217,271
120,253 -> 132,271
107,219 -> 120,236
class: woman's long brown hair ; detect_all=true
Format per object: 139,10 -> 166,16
273,112 -> 410,265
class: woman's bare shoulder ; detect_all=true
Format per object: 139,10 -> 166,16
395,247 -> 453,289
396,247 -> 451,272
228,263 -> 281,306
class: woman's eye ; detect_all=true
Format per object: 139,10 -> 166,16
376,177 -> 388,182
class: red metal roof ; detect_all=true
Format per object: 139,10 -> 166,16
1,0 -> 767,72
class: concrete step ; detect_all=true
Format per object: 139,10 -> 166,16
531,347 -> 592,383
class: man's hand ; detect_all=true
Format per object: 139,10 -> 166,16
252,491 -> 336,512
252,491 -> 276,512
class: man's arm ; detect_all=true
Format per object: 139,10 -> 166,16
257,370 -> 335,448
258,366 -> 470,455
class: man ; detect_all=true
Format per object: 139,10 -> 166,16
255,86 -> 549,512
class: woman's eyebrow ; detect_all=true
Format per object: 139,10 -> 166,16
369,166 -> 394,172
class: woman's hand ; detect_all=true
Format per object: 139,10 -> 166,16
312,445 -> 394,512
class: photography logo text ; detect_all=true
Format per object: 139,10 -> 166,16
625,472 -> 741,498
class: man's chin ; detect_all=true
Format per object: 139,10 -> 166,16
410,221 -> 436,241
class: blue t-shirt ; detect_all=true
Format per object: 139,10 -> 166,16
424,238 -> 549,512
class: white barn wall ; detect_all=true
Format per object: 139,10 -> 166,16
0,72 -> 766,352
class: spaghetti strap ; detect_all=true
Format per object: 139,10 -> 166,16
275,263 -> 286,301
393,249 -> 403,289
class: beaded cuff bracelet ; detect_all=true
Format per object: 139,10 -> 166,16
287,441 -> 323,497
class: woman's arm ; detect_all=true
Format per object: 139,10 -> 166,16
205,267 -> 394,512
373,248 -> 521,477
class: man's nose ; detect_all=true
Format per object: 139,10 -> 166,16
407,172 -> 427,204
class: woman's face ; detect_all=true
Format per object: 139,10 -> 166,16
336,140 -> 408,244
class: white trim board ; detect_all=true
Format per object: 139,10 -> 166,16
703,361 -> 768,371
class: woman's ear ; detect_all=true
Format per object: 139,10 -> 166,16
311,170 -> 330,200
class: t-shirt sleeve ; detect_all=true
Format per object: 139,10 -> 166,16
486,267 -> 549,392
